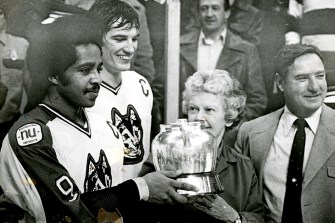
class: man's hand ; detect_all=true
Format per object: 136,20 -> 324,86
142,170 -> 198,204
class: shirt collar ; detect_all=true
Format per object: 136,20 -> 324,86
282,106 -> 322,135
198,29 -> 227,46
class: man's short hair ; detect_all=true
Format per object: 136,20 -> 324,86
196,0 -> 230,12
89,0 -> 140,37
274,44 -> 324,78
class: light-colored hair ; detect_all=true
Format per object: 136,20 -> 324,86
182,70 -> 246,125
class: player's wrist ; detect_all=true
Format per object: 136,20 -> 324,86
133,177 -> 149,201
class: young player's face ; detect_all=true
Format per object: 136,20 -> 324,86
102,22 -> 139,75
279,53 -> 327,118
57,44 -> 103,108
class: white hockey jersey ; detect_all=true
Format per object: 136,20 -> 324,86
88,71 -> 153,181
0,104 -> 125,222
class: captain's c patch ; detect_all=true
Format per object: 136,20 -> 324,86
16,123 -> 43,146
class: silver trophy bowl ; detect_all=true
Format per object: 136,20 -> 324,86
152,120 -> 224,196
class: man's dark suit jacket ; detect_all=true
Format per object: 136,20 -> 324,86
178,29 -> 266,122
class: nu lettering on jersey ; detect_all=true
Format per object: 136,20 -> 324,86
16,123 -> 43,146
111,105 -> 144,164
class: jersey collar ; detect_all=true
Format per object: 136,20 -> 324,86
101,81 -> 122,95
39,103 -> 91,137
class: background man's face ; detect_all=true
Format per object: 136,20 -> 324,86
199,0 -> 227,35
281,53 -> 327,118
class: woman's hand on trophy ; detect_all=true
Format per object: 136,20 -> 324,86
142,170 -> 198,204
193,194 -> 240,222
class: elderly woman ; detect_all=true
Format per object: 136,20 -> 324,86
173,69 -> 264,223
139,70 -> 264,223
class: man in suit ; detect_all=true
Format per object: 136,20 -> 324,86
236,43 -> 335,222
179,0 -> 266,122
153,0 -> 266,145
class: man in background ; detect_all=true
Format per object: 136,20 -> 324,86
153,0 -> 266,147
0,4 -> 29,145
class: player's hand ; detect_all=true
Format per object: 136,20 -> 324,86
142,170 -> 198,204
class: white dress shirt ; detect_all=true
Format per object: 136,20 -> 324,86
197,29 -> 226,71
263,106 -> 322,223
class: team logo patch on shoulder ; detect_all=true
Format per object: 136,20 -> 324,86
16,123 -> 43,146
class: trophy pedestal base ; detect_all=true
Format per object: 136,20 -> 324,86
176,172 -> 224,196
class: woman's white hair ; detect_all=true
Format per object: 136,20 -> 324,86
182,69 -> 246,125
